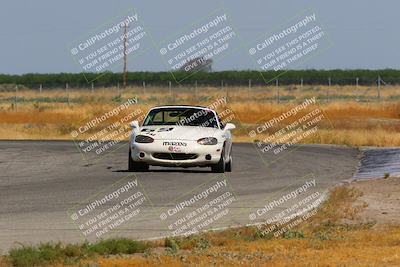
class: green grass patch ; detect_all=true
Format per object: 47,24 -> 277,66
6,238 -> 150,267
87,238 -> 149,255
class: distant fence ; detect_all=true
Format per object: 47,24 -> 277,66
2,77 -> 398,111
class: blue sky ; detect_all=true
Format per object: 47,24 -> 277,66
0,0 -> 398,74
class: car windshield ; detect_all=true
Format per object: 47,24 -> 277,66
143,107 -> 219,128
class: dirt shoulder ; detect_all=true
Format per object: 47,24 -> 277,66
351,176 -> 400,225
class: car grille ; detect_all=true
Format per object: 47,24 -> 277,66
152,153 -> 198,160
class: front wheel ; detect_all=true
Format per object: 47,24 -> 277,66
211,149 -> 225,173
128,149 -> 149,172
225,153 -> 232,172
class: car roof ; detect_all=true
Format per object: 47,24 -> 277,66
143,105 -> 221,129
149,105 -> 215,112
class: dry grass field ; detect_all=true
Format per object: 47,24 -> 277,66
1,85 -> 400,147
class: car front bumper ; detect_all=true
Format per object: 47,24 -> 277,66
130,140 -> 223,167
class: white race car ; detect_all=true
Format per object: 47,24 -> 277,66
129,105 -> 235,173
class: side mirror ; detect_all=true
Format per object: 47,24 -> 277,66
224,123 -> 236,131
130,120 -> 139,129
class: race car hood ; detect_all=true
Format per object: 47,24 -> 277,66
138,125 -> 223,141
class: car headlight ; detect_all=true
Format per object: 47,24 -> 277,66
197,137 -> 218,145
135,135 -> 154,143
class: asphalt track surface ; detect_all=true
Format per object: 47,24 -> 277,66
0,141 -> 359,253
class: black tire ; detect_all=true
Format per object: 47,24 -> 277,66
128,149 -> 149,172
225,151 -> 232,172
211,148 -> 225,173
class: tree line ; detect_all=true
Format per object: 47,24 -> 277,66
0,69 -> 399,89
